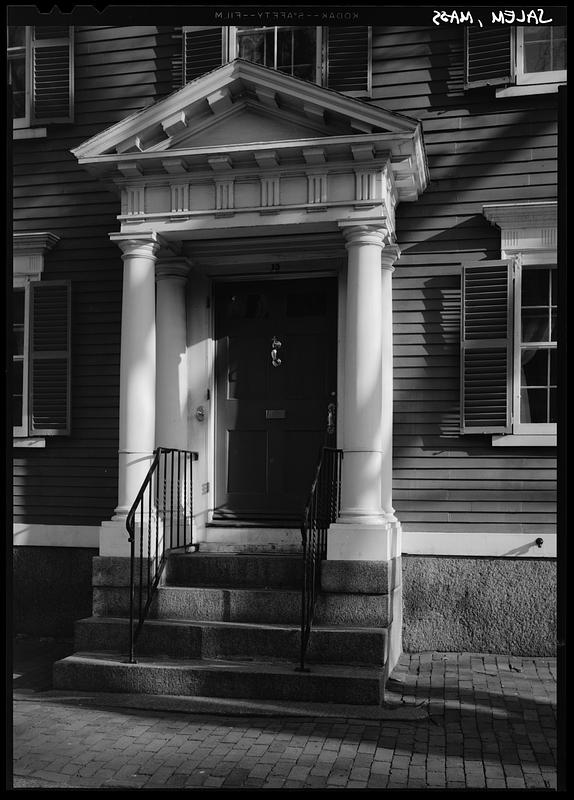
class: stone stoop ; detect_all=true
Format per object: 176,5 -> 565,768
53,546 -> 398,707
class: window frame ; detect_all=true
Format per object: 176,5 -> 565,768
8,26 -> 32,130
481,202 -> 558,447
8,24 -> 74,135
12,283 -> 31,437
515,26 -> 567,87
231,26 -> 324,85
181,25 -> 372,97
512,261 -> 557,435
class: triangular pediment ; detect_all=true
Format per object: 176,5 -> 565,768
159,103 -> 333,150
73,59 -> 421,160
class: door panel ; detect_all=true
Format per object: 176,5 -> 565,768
215,278 -> 337,521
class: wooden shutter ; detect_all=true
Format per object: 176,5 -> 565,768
181,27 -> 225,87
327,26 -> 371,96
29,281 -> 71,436
460,261 -> 514,434
31,26 -> 74,123
464,27 -> 513,88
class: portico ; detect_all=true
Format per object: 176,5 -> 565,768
72,59 -> 428,563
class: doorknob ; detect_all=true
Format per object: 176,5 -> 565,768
271,336 -> 282,367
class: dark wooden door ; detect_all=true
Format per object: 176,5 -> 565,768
214,278 -> 337,521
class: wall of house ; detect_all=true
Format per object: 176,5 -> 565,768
12,27 -> 177,529
12,26 -> 179,633
370,26 -> 558,656
370,26 -> 557,541
12,24 -> 557,653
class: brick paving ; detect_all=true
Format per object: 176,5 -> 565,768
11,644 -> 560,790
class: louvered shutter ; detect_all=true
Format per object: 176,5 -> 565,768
460,261 -> 513,434
31,26 -> 74,123
327,26 -> 371,96
180,27 -> 225,88
464,27 -> 513,88
29,281 -> 71,436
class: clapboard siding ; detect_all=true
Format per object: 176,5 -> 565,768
12,24 -> 558,537
376,29 -> 559,538
12,26 -> 173,526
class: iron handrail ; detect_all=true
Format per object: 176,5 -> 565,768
125,446 -> 198,663
297,446 -> 343,672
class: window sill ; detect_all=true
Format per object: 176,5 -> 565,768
492,434 -> 556,447
13,437 -> 46,448
13,127 -> 48,140
495,83 -> 565,98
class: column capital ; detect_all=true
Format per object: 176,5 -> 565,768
155,257 -> 192,283
110,231 -> 161,261
338,220 -> 389,249
380,244 -> 401,272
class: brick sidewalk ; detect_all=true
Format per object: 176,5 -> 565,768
11,650 -> 559,790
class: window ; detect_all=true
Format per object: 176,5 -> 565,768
236,26 -> 319,82
460,259 -> 557,444
464,26 -> 566,95
12,281 -> 72,438
7,25 -> 74,133
13,287 -> 28,436
180,26 -> 371,96
515,266 -> 557,431
516,26 -> 567,86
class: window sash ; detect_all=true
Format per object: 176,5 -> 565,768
8,26 -> 32,128
13,286 -> 30,436
515,27 -> 566,85
513,264 -> 557,433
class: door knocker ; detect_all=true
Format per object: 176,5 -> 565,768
271,336 -> 282,367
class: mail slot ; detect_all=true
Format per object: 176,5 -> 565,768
266,409 -> 286,419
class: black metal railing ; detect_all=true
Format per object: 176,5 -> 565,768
125,446 -> 199,663
297,446 -> 343,672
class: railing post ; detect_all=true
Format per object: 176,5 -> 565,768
126,447 -> 198,662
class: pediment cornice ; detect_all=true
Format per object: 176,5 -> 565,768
72,60 -> 429,238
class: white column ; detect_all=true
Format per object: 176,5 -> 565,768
100,233 -> 159,556
339,223 -> 387,524
155,259 -> 190,448
380,245 -> 401,522
328,222 -> 398,561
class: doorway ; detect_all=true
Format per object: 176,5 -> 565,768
214,277 -> 338,522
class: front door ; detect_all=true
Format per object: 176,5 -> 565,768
214,278 -> 337,521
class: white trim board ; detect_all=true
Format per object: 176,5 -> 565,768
13,524 -> 99,548
402,532 -> 556,558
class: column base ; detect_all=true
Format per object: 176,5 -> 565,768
100,519 -> 131,557
327,520 -> 402,562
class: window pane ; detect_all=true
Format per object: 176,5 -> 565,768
8,26 -> 26,48
520,387 -> 547,423
277,27 -> 315,80
521,309 -> 550,342
524,26 -> 567,73
237,29 -> 273,67
13,360 -> 24,427
8,56 -> 26,119
549,348 -> 556,386
521,348 -> 548,386
13,329 -> 25,356
13,288 -> 25,324
13,290 -> 25,355
521,268 -> 548,306
549,387 -> 557,423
